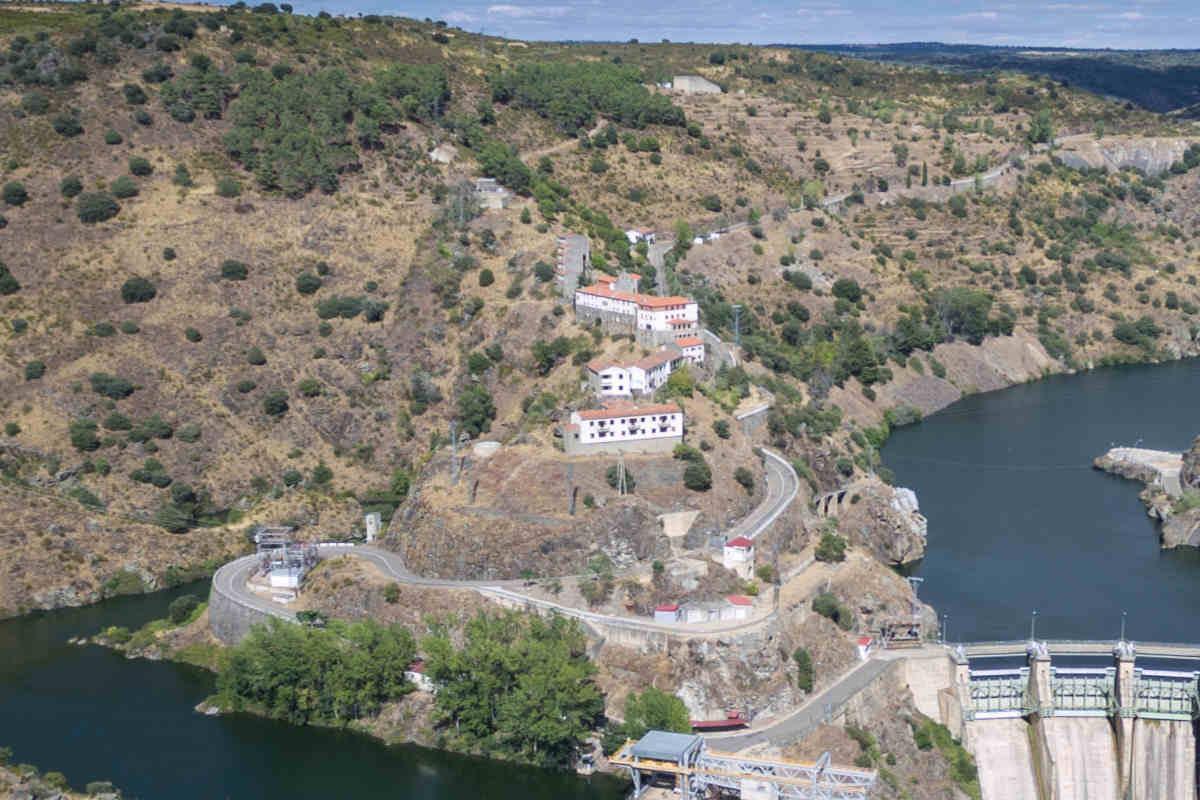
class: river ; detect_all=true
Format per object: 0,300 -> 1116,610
0,582 -> 626,798
883,358 -> 1200,643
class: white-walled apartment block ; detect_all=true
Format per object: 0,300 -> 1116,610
574,282 -> 699,347
586,349 -> 683,398
563,401 -> 683,455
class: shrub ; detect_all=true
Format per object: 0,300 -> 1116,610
143,63 -> 173,83
296,272 -> 322,295
90,322 -> 117,337
606,464 -> 636,491
220,260 -> 249,280
11,318 -> 27,334
156,34 -> 181,52
734,466 -> 755,493
90,372 -> 135,399
683,461 -> 713,491
184,327 -> 203,342
53,114 -> 83,137
4,423 -> 19,437
123,83 -> 148,105
60,176 -> 83,198
168,594 -> 201,624
128,415 -> 173,443
173,164 -> 192,187
263,390 -> 289,416
3,182 -> 28,207
104,129 -> 124,145
713,419 -> 731,439
21,92 -> 49,115
311,462 -> 333,484
815,532 -> 847,562
76,190 -> 121,224
25,361 -> 45,381
111,176 -> 139,199
236,379 -> 257,393
103,412 -> 133,431
168,102 -> 196,123
793,647 -> 814,692
479,268 -> 495,287
70,419 -> 101,451
121,276 -> 157,303
298,378 -> 322,397
135,110 -> 153,126
0,263 -> 21,295
247,346 -> 267,365
216,177 -> 242,198
177,424 -> 202,443
129,156 -> 153,176
282,468 -> 303,487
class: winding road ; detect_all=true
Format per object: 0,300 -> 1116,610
212,448 -> 800,639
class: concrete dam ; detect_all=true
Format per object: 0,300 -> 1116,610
916,640 -> 1199,800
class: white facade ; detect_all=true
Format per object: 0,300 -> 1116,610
676,337 -> 705,365
722,537 -> 755,580
654,606 -> 681,624
574,286 -> 639,317
636,301 -> 698,334
568,402 -> 682,445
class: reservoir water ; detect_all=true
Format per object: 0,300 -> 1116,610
883,358 -> 1200,643
6,359 -> 1200,795
0,582 -> 626,798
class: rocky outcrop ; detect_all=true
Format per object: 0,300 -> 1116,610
815,479 -> 927,565
1162,509 -> 1200,548
1056,136 -> 1190,176
1180,435 -> 1200,491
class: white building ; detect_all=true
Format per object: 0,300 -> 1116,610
624,228 -> 656,245
404,659 -> 437,693
584,348 -> 686,398
675,336 -> 705,365
474,177 -> 510,209
654,604 -> 681,624
726,594 -> 752,621
674,75 -> 722,95
563,401 -> 683,455
574,283 -> 699,346
722,536 -> 755,580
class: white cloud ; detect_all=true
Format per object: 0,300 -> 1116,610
487,4 -> 571,18
445,10 -> 479,24
1045,3 -> 1095,9
956,10 -> 999,20
1118,10 -> 1143,18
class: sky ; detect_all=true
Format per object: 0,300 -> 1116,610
289,0 -> 1199,49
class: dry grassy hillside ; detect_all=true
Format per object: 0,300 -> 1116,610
0,3 -> 1197,611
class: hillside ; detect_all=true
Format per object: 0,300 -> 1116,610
0,3 -> 1198,616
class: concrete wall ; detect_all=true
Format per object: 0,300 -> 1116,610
1035,716 -> 1120,800
562,432 -> 681,456
208,565 -> 279,646
965,718 -> 1040,800
1129,718 -> 1196,800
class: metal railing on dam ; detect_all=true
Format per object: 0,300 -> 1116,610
952,640 -> 1200,723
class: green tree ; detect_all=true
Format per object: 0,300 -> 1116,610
3,182 -> 28,207
457,384 -> 496,437
77,192 -> 120,224
683,461 -> 712,491
793,647 -> 814,691
1028,108 -> 1054,144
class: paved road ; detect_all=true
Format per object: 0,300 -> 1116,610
703,646 -> 946,750
212,448 -> 800,638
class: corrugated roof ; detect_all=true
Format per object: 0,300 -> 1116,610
631,731 -> 703,763
655,604 -> 679,612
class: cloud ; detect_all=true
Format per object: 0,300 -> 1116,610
956,10 -> 999,20
445,10 -> 479,24
1045,3 -> 1095,9
486,4 -> 571,18
1118,10 -> 1143,18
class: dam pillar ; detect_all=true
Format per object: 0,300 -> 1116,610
947,645 -> 971,743
1028,641 -> 1053,716
1113,640 -> 1136,799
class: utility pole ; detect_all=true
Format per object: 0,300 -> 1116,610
617,451 -> 627,496
1030,609 -> 1038,642
450,419 -> 459,486
567,462 -> 575,516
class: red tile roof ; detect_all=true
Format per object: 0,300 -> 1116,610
594,273 -> 641,284
586,360 -> 620,373
726,537 -> 754,548
576,401 -> 681,421
406,659 -> 426,674
858,637 -> 873,647
575,283 -> 693,310
676,336 -> 703,347
655,604 -> 679,612
633,351 -> 679,370
727,595 -> 753,606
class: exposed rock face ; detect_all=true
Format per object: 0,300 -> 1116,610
1162,509 -> 1200,548
1056,136 -> 1189,176
817,479 -> 928,565
1181,435 -> 1200,491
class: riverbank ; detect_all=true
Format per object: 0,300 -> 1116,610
1093,435 -> 1200,548
0,757 -> 121,800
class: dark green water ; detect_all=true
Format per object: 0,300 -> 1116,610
883,358 -> 1200,643
0,582 -> 627,798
